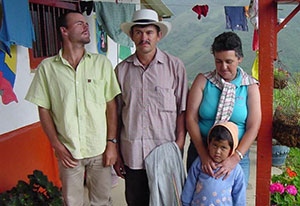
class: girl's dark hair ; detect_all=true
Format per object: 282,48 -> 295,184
211,32 -> 243,58
208,125 -> 234,150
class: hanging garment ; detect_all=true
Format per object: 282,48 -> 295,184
0,71 -> 18,104
0,48 -> 18,104
80,1 -> 94,16
192,5 -> 209,20
0,0 -> 35,56
94,2 -> 135,47
248,0 -> 259,29
145,142 -> 185,206
252,28 -> 259,51
224,6 -> 248,31
251,51 -> 259,80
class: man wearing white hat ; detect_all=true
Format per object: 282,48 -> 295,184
114,9 -> 189,205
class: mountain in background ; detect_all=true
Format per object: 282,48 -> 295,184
158,0 -> 300,83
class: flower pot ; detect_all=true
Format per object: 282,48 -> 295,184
272,145 -> 290,166
273,107 -> 300,148
274,77 -> 288,89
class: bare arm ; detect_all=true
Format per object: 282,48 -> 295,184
186,74 -> 216,176
113,94 -> 126,178
215,84 -> 262,180
236,84 -> 262,154
175,111 -> 186,150
103,98 -> 118,167
38,106 -> 78,168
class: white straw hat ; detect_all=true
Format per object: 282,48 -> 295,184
121,9 -> 171,39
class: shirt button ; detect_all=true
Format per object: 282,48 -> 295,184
77,98 -> 80,102
76,81 -> 79,85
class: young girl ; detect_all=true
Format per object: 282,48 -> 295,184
181,122 -> 246,206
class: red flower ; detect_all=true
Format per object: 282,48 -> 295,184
287,168 -> 297,178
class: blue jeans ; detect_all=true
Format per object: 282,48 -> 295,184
187,142 -> 250,186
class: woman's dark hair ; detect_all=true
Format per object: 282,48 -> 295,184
208,125 -> 234,150
57,11 -> 83,41
211,32 -> 243,58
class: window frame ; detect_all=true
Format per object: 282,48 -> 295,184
28,0 -> 79,69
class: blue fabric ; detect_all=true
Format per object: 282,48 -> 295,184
187,143 -> 251,188
239,150 -> 250,186
198,68 -> 248,144
182,157 -> 246,206
0,50 -> 15,86
94,2 -> 135,47
224,6 -> 248,31
0,0 -> 35,56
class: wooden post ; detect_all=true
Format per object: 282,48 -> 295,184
257,0 -> 277,205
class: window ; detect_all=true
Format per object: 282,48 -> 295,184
28,0 -> 79,69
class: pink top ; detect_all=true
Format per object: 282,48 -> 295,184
115,48 -> 188,169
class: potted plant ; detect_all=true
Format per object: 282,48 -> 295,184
274,67 -> 289,89
273,72 -> 300,148
272,139 -> 290,167
270,167 -> 300,205
270,148 -> 300,205
0,170 -> 63,205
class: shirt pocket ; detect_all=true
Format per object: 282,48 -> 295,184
86,79 -> 106,104
155,86 -> 177,112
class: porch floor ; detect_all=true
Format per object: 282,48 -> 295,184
84,139 -> 281,205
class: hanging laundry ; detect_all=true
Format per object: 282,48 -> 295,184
0,71 -> 18,105
119,45 -> 131,60
251,51 -> 259,80
252,28 -> 259,51
80,1 -> 94,16
224,6 -> 248,31
0,0 -> 35,56
248,0 -> 259,29
192,5 -> 209,20
0,48 -> 18,105
94,2 -> 135,47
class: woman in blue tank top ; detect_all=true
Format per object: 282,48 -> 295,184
186,32 -> 261,186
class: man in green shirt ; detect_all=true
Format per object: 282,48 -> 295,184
26,11 -> 120,205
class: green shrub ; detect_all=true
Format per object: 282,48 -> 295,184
0,170 -> 62,206
273,72 -> 300,118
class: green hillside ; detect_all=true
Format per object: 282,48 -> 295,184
158,0 -> 300,83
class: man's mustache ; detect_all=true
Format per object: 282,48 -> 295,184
138,40 -> 150,45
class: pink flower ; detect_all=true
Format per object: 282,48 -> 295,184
270,183 -> 285,194
285,185 -> 298,196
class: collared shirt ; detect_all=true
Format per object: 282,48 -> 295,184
115,48 -> 188,169
25,49 -> 121,159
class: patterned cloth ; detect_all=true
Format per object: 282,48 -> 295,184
203,67 -> 258,124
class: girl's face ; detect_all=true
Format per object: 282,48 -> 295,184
208,139 -> 232,163
214,50 -> 242,82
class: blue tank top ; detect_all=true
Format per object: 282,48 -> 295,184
198,69 -> 248,143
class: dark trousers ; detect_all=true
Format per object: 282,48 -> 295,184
124,165 -> 150,206
187,142 -> 199,172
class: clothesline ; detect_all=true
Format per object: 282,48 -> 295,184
60,0 -> 248,7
